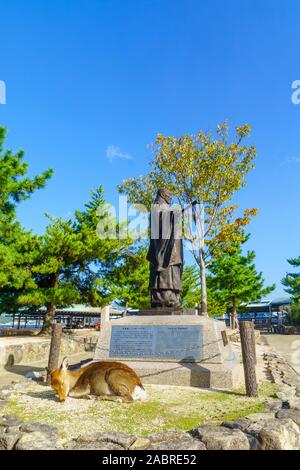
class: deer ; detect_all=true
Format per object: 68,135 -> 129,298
48,357 -> 147,403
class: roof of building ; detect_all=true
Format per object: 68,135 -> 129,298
55,304 -> 122,315
246,297 -> 291,310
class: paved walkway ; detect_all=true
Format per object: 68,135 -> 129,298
261,334 -> 300,375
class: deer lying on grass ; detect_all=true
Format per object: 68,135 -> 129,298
48,357 -> 147,403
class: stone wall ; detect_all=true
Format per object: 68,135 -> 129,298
0,333 -> 98,370
1,400 -> 300,450
281,325 -> 300,335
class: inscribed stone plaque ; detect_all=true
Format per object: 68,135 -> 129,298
109,325 -> 203,360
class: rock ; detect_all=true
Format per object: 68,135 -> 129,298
149,430 -> 188,443
246,413 -> 275,421
96,432 -> 136,449
283,378 -> 300,388
265,400 -> 283,412
73,432 -> 136,450
20,422 -> 58,435
150,437 -> 206,451
15,431 -> 62,450
276,388 -> 296,401
222,418 -> 250,431
258,419 -> 300,449
0,414 -> 22,428
5,426 -> 21,435
288,399 -> 300,411
68,440 -> 124,450
196,425 -> 250,450
224,417 -> 300,450
129,437 -> 151,450
0,428 -> 20,450
276,409 -> 300,427
244,433 -> 262,450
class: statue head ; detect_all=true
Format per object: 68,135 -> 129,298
155,188 -> 173,205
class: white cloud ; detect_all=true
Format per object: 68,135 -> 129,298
287,156 -> 300,163
106,145 -> 134,163
0,80 -> 6,105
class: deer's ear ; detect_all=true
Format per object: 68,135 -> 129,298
60,357 -> 69,371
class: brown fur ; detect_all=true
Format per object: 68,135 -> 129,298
49,358 -> 144,403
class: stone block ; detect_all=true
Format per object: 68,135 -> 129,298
15,431 -> 62,450
94,314 -> 237,390
276,409 -> 300,427
0,428 -> 20,450
196,424 -> 250,450
223,417 -> 300,450
149,437 -> 206,450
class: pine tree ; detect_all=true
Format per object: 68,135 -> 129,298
182,264 -> 226,316
105,250 -> 210,313
0,126 -> 53,313
0,127 -> 53,240
209,245 -> 275,328
106,244 -> 150,312
181,265 -> 201,307
17,186 -> 130,334
282,257 -> 300,302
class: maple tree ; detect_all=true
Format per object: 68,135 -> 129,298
118,122 -> 258,314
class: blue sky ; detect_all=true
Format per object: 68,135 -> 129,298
0,0 -> 299,297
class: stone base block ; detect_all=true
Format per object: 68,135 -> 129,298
122,361 -> 236,389
94,314 -> 239,390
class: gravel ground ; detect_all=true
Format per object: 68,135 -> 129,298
3,380 -> 277,439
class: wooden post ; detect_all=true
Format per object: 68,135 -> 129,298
251,320 -> 257,365
239,320 -> 258,397
46,322 -> 63,384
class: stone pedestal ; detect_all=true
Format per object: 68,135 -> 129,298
94,314 -> 238,390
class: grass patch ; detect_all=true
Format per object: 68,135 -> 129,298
3,381 -> 278,439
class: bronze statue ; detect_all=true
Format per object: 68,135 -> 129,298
147,189 -> 183,308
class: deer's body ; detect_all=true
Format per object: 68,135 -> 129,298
49,358 -> 147,403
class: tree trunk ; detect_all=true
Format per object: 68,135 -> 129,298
230,303 -> 238,330
39,303 -> 56,335
124,300 -> 128,317
199,248 -> 208,315
198,203 -> 208,316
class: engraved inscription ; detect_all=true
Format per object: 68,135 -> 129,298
109,325 -> 203,360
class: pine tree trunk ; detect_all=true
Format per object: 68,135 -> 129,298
39,304 -> 56,335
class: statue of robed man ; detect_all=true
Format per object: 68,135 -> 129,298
147,188 -> 183,308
